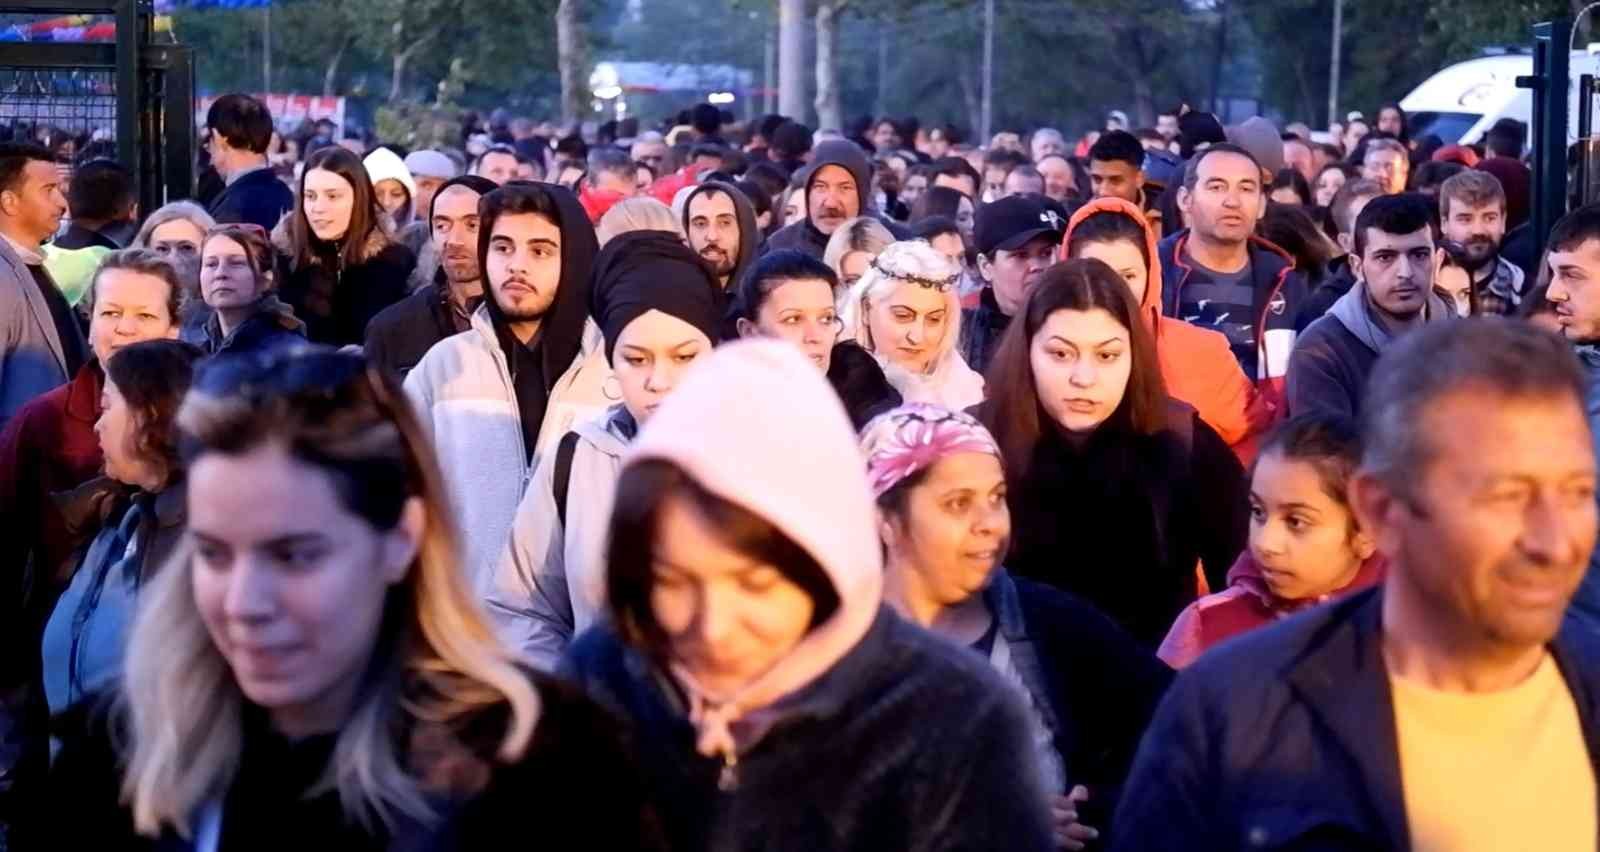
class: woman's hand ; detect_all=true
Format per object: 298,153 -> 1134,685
1052,785 -> 1099,850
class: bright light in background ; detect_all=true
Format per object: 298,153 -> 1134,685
590,62 -> 622,100
708,91 -> 736,105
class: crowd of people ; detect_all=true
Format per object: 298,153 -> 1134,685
0,87 -> 1597,850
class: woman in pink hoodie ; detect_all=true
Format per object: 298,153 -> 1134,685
1158,413 -> 1386,667
562,340 -> 1054,852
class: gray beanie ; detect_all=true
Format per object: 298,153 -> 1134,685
403,149 -> 458,180
1225,116 -> 1285,176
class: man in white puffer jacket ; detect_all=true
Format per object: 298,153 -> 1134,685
405,182 -> 613,588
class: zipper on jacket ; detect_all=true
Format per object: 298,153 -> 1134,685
717,750 -> 740,791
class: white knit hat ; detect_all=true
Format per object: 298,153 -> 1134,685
362,147 -> 416,200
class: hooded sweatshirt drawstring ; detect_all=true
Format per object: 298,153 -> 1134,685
619,341 -> 885,775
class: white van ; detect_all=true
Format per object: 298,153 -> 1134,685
1400,50 -> 1600,146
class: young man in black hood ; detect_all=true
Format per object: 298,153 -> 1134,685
403,181 -> 612,586
681,180 -> 760,294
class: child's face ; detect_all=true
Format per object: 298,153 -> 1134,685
1248,451 -> 1372,601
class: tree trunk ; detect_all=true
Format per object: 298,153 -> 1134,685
1131,75 -> 1155,128
557,0 -> 586,126
389,20 -> 407,102
323,37 -> 351,96
957,60 -> 980,141
778,0 -> 807,121
813,0 -> 841,131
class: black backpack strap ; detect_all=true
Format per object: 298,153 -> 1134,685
552,430 -> 581,528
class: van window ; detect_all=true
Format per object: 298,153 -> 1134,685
1407,112 -> 1482,145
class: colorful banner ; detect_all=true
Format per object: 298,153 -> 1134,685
0,14 -> 174,41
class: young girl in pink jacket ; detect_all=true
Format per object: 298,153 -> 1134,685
1159,413 -> 1386,667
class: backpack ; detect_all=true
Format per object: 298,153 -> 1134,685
551,430 -> 581,528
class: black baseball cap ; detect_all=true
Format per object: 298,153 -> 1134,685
974,193 -> 1067,256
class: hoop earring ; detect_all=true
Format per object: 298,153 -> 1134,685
602,374 -> 622,401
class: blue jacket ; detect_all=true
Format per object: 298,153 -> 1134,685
207,167 -> 294,234
41,481 -> 186,718
1571,345 -> 1600,630
192,298 -> 306,358
1111,587 -> 1600,851
563,606 -> 1055,852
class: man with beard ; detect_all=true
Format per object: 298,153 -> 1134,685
1117,318 -> 1600,851
764,139 -> 868,260
681,180 -> 758,294
404,182 -> 611,587
366,175 -> 496,378
1287,193 -> 1452,420
1438,170 -> 1524,315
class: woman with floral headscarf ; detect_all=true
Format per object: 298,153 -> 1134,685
862,402 -> 1172,850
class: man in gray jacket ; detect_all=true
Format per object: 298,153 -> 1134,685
0,142 -> 83,431
0,137 -> 81,852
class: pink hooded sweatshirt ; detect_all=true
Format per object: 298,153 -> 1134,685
620,339 -> 884,761
1157,549 -> 1386,668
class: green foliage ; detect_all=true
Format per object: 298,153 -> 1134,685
173,0 -> 564,110
171,0 -> 1592,136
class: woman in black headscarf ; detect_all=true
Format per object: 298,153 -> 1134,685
483,230 -> 724,669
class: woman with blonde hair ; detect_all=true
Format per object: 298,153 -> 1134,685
132,200 -> 218,338
595,195 -> 684,248
37,347 -> 662,850
838,239 -> 984,410
822,216 -> 894,289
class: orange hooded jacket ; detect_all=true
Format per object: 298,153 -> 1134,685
1061,198 -> 1275,463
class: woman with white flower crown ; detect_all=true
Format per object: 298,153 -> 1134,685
838,240 -> 986,410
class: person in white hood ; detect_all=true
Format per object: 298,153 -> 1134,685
561,339 -> 1053,852
363,146 -> 418,230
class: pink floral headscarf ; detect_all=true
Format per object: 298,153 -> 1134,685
859,403 -> 1002,499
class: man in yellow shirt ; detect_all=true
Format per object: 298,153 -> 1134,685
1112,316 -> 1600,851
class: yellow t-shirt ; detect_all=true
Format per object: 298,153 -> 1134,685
1390,653 -> 1597,851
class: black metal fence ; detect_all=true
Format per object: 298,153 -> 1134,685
0,0 -> 194,214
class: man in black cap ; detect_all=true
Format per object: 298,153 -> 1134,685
365,175 -> 498,378
959,193 -> 1066,374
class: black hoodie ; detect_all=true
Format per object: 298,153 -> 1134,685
679,180 -> 761,296
477,181 -> 599,462
764,140 -> 875,259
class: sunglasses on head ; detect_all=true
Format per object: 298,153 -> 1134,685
192,345 -> 374,406
206,222 -> 269,241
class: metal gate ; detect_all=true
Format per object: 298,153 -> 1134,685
0,0 -> 194,214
